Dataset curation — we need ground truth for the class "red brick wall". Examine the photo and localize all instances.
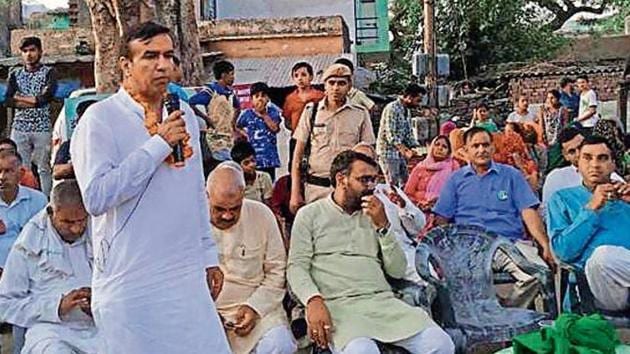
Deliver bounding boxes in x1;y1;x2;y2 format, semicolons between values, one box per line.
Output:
508;71;623;104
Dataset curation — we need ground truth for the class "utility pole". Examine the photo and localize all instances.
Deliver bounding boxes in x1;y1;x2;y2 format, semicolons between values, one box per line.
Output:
423;0;437;107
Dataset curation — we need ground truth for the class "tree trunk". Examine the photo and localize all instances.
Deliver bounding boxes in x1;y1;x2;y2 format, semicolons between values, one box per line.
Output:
146;0;204;86
0;0;22;57
86;0;204;93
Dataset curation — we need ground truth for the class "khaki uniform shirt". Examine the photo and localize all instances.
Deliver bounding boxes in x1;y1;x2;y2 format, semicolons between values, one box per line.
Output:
293;99;375;178
212;200;289;354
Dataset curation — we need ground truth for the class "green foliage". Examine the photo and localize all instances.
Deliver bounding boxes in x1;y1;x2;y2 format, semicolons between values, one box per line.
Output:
595;0;630;34
436;0;568;78
386;0;568;82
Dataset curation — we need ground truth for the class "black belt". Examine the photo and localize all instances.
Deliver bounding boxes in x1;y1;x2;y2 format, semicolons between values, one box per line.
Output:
305;174;331;187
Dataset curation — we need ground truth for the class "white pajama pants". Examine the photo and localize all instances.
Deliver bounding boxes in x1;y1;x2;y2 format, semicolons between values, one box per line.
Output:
585;246;630;311
332;326;454;354
251;325;297;354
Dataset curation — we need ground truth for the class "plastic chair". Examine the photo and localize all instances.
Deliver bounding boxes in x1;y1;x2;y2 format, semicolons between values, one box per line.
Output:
416;224;556;352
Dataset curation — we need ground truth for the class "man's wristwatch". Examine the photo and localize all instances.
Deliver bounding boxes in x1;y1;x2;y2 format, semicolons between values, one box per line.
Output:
376;222;391;237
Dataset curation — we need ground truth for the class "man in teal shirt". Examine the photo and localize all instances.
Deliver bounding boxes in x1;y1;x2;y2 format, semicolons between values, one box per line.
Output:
547;135;630;311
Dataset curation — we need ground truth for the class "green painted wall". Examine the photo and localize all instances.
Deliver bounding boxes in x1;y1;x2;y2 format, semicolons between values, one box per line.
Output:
355;0;390;54
49;14;70;30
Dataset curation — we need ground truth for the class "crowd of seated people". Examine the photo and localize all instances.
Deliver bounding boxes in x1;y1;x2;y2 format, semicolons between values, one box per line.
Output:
0;47;628;354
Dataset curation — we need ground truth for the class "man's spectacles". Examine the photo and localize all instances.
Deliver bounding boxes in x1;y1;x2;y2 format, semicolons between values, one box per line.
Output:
351;175;377;185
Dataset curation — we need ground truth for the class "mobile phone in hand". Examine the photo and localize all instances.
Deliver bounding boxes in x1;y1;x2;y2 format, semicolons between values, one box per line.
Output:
224;321;236;329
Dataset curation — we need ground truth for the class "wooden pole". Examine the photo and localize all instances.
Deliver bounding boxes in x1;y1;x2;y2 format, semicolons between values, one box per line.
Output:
423;0;437;108
619;81;628;133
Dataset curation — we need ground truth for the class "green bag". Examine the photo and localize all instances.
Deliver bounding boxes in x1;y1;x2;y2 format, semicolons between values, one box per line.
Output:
513;314;620;354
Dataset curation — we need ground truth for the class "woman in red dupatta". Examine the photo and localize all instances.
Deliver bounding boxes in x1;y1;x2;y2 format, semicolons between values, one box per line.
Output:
493;129;539;191
404;135;460;237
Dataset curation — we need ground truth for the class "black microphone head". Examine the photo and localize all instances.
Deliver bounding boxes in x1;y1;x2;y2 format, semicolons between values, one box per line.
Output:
164;92;180;113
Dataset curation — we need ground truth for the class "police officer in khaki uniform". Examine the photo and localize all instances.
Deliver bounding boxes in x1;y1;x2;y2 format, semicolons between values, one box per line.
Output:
289;64;375;214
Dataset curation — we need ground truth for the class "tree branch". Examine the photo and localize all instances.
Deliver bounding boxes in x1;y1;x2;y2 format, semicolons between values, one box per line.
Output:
573;5;607;15
532;0;611;29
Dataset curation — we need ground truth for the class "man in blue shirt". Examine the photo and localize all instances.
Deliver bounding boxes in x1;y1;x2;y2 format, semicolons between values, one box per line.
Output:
0;150;47;272
189;60;241;161
547;135;630;311
433;127;553;308
0;149;47;352
558;77;579;121
166;56;190;104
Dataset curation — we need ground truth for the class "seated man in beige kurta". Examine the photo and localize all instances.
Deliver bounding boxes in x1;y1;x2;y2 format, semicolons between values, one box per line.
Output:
288;151;454;354
207;161;297;354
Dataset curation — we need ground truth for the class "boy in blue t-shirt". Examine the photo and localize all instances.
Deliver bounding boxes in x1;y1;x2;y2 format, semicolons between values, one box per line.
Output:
236;82;281;180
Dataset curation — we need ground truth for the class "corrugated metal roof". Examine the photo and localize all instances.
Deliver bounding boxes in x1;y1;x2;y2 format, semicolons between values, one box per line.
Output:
227;53;352;87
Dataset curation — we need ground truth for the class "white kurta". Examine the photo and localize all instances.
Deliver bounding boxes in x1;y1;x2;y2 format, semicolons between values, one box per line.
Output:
0;210;98;353
70;88;230;354
374;184;426;284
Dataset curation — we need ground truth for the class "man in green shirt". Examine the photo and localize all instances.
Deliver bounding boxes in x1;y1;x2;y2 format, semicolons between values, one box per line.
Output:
287;151;454;354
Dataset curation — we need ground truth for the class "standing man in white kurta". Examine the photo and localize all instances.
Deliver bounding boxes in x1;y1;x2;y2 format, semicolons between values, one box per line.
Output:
70;22;230;354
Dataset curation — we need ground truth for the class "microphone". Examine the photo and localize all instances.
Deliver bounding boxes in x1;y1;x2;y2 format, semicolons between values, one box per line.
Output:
163;93;185;166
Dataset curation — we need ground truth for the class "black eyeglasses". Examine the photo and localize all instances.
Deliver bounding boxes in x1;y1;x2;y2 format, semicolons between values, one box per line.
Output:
352;175;377;185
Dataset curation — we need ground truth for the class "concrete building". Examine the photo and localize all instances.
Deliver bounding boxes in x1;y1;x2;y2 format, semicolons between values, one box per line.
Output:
197;0;390;57
198;16;350;59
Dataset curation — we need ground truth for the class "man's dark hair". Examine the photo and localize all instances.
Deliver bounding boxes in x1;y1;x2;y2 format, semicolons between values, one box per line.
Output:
0;138;18;151
250;82;269;97
0;150;20;165
522;125;539;145
506;122;524;137
548;89;562;101
76;99;98;119
291;62;314;76
576;74;589;82
558;127;582;145
330;150;378;188
172;55;181;67
213;60;235;81
463;126;493;144
559;77;574;89
230;140;256;164
403;83;427;97
475;101;489;110
19;36;42;50
334;58;354;73
121;21;171;59
579;135;614;158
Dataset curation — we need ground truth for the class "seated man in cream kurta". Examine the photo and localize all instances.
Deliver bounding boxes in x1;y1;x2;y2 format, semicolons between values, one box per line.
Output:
207;161;296;354
288;151;454;354
0;180;98;353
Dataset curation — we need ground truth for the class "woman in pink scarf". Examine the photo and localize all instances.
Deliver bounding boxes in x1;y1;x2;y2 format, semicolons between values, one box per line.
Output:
404;135;459;237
